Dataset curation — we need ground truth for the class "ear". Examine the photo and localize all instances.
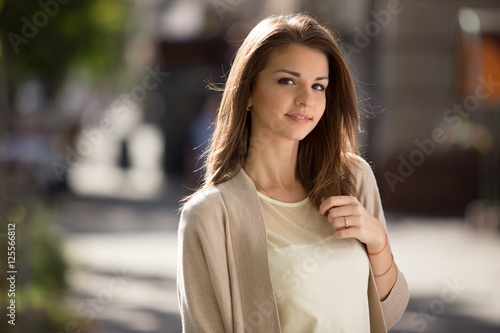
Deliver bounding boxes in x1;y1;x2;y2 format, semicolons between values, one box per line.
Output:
247;96;253;110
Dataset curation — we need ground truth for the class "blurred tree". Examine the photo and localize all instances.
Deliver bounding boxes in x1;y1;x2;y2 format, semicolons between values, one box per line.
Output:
0;1;131;330
0;0;130;126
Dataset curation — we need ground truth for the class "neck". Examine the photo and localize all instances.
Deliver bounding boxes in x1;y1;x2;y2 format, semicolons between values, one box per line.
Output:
243;137;305;200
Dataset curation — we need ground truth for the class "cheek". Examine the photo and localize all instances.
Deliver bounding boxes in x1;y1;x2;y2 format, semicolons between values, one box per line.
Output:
319;93;327;108
316;96;327;116
311;97;327;125
253;85;279;109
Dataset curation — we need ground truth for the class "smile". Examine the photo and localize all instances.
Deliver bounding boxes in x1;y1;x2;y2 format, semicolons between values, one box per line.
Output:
285;113;312;123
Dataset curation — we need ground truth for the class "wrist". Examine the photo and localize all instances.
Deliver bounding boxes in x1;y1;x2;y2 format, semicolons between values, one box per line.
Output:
367;233;387;256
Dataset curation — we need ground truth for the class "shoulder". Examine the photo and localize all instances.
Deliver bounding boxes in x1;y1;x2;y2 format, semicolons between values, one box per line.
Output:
345;154;387;223
346;154;375;181
182;186;224;216
179;186;226;234
345;154;381;196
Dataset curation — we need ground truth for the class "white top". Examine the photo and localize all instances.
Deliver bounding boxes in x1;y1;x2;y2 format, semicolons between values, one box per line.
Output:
258;192;371;333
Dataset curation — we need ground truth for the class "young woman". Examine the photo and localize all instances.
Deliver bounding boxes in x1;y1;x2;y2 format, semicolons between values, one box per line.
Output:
177;13;408;332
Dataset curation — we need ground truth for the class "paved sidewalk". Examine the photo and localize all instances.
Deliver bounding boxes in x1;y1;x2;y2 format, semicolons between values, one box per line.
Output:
55;195;500;333
388;216;500;333
56;195;182;333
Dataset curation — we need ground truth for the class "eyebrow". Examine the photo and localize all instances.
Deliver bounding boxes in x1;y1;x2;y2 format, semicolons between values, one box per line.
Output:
273;69;329;81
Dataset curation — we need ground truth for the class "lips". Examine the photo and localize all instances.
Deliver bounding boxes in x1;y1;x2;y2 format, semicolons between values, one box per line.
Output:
285;113;312;124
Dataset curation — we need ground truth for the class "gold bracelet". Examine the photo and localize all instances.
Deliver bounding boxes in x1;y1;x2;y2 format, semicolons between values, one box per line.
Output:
374;255;395;278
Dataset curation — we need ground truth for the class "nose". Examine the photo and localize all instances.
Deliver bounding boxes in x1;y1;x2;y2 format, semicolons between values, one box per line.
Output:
295;86;313;107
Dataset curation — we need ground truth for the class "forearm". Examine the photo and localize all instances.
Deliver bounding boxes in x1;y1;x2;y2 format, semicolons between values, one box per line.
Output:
366;235;397;301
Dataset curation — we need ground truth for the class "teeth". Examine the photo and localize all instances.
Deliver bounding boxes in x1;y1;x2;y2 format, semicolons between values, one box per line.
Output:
287;114;310;120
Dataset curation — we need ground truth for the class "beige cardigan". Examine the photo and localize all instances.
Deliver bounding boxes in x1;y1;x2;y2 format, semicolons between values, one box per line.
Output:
177;157;409;332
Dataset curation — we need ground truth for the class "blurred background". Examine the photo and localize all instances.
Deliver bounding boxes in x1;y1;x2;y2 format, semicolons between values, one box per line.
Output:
0;0;499;332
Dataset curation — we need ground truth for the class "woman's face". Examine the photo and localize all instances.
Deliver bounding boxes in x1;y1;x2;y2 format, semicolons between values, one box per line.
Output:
248;43;329;145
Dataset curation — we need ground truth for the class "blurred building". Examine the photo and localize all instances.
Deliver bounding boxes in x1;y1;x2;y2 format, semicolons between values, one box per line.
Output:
363;1;500;220
51;0;499;219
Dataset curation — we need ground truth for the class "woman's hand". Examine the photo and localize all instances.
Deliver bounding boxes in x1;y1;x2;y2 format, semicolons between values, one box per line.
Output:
318;196;386;254
319;195;398;300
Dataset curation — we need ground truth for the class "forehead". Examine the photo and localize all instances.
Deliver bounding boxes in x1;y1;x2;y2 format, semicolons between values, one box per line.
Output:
264;44;329;73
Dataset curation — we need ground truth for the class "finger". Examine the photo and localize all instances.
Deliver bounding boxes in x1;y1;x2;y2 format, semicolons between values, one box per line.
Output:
332;226;357;240
318;196;356;215
327;205;356;221
330;215;357;231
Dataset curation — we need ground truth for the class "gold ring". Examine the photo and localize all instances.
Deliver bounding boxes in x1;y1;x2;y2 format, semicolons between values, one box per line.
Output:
344;216;349;229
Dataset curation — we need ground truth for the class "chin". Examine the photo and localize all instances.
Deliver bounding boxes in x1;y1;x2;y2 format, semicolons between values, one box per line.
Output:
286;131;313;142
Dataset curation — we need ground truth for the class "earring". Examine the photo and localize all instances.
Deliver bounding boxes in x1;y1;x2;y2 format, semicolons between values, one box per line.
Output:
247;105;252;112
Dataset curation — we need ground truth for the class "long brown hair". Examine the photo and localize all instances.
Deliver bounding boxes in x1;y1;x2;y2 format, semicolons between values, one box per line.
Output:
188;13;360;209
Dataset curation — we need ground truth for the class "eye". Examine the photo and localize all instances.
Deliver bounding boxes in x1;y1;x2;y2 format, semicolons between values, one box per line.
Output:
312;83;326;92
278;78;295;85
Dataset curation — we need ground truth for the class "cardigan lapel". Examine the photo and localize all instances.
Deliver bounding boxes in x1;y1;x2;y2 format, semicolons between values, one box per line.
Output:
217;169;281;332
368;269;388;332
